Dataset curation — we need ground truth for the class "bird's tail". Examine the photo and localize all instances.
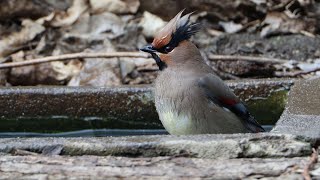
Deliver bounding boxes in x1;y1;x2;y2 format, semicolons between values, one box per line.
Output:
244;114;265;133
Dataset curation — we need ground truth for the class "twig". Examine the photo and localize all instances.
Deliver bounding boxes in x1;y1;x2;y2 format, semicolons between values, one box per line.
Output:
200;51;239;80
238;19;261;33
208;54;291;64
303;148;318;180
0;52;151;69
10;148;39;156
274;68;320;77
211;65;240;80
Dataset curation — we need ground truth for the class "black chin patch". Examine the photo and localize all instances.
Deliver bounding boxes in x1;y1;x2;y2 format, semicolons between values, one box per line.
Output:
151;53;167;71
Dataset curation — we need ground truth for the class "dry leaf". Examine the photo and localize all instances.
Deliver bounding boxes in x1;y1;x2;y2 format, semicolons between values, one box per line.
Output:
69;12;125;37
297;62;320;72
0;19;45;57
90;0;140;14
139;11;166;37
219;21;243;33
51;60;82;81
68;42;122;87
261;12;315;37
50;0;89;27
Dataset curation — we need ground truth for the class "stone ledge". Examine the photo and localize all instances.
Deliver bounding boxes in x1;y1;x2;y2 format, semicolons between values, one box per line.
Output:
0;78;293;132
0;155;314;179
0;133;312;159
273;77;320;141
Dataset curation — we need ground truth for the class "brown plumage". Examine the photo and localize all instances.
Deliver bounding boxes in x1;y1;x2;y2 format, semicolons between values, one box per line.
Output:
151;11;183;49
140;10;265;134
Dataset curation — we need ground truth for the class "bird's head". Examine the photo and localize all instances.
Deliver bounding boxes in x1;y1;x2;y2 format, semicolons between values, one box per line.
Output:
140;10;201;70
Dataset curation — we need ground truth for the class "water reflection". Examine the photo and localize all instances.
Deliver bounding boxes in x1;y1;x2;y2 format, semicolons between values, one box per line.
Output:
0;125;273;138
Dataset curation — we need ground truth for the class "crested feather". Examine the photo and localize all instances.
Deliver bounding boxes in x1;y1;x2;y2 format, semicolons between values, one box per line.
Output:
152;10;183;49
173;12;201;42
198;74;265;133
152;10;201;50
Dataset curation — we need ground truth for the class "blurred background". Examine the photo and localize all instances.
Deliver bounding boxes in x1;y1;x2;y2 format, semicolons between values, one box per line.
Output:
0;0;320;87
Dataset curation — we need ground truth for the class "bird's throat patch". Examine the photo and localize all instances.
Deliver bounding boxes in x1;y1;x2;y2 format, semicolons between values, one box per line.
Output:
151;53;167;71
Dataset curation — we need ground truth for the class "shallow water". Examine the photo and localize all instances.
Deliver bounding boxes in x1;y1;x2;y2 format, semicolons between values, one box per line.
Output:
0;126;273;138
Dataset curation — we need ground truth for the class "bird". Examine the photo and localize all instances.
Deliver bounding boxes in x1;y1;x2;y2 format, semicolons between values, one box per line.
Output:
140;10;265;135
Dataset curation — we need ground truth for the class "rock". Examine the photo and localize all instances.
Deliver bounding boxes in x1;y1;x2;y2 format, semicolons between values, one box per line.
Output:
0;78;293;132
272;77;320;141
0;155;312;179
0;134;312;158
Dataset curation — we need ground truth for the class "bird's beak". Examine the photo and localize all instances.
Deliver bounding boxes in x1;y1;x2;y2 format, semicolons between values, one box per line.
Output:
140;44;157;53
140;44;166;70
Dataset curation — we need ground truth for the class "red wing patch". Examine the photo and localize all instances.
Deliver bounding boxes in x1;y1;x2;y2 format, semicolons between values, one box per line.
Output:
219;97;238;106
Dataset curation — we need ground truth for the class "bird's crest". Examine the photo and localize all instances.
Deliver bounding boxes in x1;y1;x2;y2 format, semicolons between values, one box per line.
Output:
152;10;201;51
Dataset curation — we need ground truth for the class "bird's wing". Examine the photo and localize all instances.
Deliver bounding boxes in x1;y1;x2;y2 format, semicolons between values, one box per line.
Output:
197;74;265;133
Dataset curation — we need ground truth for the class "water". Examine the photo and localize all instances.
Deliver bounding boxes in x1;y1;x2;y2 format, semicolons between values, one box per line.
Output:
0;129;168;138
0;126;273;138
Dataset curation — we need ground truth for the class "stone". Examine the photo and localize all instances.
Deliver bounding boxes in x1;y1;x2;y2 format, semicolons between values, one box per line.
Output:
0;133;316;179
272;77;320;141
0;134;312;158
0;155;312;179
0;78;293;132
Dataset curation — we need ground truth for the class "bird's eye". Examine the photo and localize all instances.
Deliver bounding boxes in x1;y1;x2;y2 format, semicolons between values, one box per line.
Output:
164;46;174;53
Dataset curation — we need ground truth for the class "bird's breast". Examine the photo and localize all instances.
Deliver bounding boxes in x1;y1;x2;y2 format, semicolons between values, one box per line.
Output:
155;98;195;135
154;70;203;134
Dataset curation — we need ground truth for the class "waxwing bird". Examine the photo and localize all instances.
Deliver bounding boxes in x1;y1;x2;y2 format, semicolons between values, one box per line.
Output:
140;10;265;135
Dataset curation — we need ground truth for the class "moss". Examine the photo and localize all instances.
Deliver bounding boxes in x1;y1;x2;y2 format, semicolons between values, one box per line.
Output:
247;90;288;125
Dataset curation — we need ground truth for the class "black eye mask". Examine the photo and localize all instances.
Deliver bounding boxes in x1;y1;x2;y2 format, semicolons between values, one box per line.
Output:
157;17;201;54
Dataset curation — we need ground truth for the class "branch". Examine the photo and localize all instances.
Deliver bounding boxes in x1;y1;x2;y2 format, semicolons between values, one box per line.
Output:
302;148;318;180
200;51;240;80
0;52;151;69
208;54;291;64
274;68;320;77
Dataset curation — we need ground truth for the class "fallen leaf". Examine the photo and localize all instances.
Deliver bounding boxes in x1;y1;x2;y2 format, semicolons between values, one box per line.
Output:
54;11;125;54
119;57;154;79
90;0;140;14
219;21;243;33
297;62;320;72
50;0;89;27
51;60;82;81
70;12;125;37
0;19;45;57
261;12;315;37
139;11;166;38
68;42;122;87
